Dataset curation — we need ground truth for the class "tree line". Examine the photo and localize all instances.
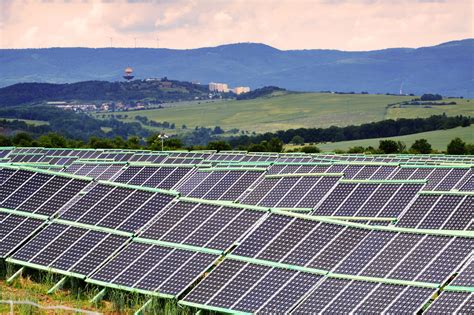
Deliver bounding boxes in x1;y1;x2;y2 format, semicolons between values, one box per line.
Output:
1;131;473;156
228;114;472;147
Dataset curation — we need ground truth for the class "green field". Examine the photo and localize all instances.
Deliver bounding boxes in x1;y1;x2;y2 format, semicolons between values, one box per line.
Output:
1;118;49;126
94;93;472;134
310;125;474;152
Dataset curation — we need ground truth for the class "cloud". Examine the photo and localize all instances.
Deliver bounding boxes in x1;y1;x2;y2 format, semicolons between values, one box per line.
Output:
0;0;472;50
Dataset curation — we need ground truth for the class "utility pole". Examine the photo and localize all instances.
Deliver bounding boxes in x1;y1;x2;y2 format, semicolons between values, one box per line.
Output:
158;134;168;151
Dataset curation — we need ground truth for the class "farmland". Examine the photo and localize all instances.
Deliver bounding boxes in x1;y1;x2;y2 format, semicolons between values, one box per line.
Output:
305;124;474;151
94;93;471;134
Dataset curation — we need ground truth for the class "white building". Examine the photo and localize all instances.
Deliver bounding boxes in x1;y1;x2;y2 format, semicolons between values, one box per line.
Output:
232;86;251;95
209;82;229;93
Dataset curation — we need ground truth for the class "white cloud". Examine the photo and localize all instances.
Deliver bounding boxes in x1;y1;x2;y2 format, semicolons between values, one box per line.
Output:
0;0;472;50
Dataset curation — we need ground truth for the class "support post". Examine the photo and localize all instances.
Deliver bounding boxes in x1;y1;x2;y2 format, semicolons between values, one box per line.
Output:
47;276;68;294
90;288;107;304
134;298;153;315
6;267;24;284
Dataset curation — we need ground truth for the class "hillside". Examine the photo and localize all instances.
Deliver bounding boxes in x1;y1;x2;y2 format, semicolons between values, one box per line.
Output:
1;39;473;96
96;93;472;133
314;125;474;151
0;79;210;106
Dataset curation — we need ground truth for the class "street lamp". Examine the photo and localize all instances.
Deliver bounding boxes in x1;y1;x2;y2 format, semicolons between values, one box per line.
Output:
158;134;168;151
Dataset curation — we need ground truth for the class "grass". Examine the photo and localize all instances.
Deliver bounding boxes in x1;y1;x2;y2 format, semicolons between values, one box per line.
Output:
306;125;474;152
93;93;472;133
0;264;193;314
0;118;50;126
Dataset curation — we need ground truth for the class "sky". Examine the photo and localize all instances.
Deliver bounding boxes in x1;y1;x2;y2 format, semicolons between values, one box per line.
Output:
0;0;472;51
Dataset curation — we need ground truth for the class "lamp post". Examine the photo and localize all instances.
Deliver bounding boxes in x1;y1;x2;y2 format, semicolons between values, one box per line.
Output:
158;134;168;151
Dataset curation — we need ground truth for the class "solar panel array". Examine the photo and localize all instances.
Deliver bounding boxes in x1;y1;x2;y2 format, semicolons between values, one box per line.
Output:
0;146;473;314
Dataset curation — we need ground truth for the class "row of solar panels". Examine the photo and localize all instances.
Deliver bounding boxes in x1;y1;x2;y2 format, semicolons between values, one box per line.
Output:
0;160;472;314
3;146;474;166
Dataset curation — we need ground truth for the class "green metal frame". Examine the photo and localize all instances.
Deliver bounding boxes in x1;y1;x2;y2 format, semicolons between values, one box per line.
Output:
97;180;180;196
178;301;251;315
127;162;196;168
227;254;327;275
400;164;472;169
197;167;267;172
272;210;474;238
444;286;474;293
0;207;49;220
133;238;223;255
265;173;344;179
339;179;426;184
418;190;474;196
6;267;24;284
327;273;439;289
53;219;134;237
85;278;175;299
5;258;87;279
47;276;68;294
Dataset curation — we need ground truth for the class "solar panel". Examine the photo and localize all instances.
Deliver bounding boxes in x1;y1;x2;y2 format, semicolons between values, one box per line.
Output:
9;222;128;277
426;292;473;314
1;149;473;314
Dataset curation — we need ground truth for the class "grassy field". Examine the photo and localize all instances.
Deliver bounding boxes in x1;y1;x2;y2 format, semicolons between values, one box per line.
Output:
306;125;474;152
0;278;108;314
94;93;472;133
1;118;50;126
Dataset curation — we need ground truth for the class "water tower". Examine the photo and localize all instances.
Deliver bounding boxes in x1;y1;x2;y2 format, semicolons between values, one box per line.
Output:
123;67;134;80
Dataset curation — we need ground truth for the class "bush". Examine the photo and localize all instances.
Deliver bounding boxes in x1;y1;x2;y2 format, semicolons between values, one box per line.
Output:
207;140;232;151
300;145;321;153
290;135;305;145
447;137;466;155
410;139;432;154
379;140;400;154
420;94;442;101
347;146;366;153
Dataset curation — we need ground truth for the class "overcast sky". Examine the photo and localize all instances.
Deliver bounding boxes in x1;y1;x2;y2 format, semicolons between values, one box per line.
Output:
0;0;472;50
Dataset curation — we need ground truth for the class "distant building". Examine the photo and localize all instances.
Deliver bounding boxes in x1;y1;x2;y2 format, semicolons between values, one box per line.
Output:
123;67;134;81
209;82;229;93
55;104;97;112
232;86;251;95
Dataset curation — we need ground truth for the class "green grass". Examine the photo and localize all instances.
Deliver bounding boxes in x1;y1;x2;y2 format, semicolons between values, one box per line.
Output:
0;265;191;314
94;93;472;133
1;118;50;126
312;125;474;151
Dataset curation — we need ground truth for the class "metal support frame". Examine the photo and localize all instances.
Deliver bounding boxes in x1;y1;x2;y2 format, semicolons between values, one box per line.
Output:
134;298;153;315
90;288;107;304
6;267;24;284
47;276;68;294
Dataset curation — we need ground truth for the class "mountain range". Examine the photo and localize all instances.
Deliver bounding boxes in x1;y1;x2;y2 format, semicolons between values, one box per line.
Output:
1;39;473;97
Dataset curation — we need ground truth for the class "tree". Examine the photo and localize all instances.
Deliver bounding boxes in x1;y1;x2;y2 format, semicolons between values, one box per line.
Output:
347;146;366;153
0;135;12;146
290;135;305;145
447;137;466;155
207;140;231;151
466;144;474;155
126;136;141;149
300;145;320;153
12;133;34;146
379;140;400;154
411;139;432;154
213;126;224;135
266;138;284;152
421;94;442;101
38;133;68;148
164;138;183;150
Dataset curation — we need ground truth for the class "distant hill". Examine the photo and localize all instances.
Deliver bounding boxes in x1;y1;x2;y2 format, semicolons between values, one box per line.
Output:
0;79;210;106
1;39;473;97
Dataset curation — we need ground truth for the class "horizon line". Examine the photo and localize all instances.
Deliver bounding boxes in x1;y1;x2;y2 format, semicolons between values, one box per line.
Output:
1;38;472;53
